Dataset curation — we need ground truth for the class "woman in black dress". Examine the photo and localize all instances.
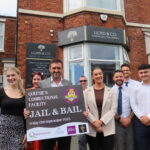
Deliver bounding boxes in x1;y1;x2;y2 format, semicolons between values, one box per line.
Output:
0;67;25;150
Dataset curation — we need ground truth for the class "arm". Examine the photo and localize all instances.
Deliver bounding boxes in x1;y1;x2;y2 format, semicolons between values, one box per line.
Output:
83;89;98;123
130;87;143;119
100;89;117;125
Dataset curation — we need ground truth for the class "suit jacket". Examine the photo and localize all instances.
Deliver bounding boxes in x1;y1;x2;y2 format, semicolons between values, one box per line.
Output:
39;77;72;88
84;86;117;137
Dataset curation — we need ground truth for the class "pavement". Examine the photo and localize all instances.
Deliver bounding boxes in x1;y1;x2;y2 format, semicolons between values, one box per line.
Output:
71;136;89;150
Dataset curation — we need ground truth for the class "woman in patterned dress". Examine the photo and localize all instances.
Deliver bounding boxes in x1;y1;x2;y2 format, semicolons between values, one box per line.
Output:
0;67;25;150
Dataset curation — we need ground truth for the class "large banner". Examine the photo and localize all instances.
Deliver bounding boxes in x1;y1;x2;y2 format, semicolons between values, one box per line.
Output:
25;85;89;141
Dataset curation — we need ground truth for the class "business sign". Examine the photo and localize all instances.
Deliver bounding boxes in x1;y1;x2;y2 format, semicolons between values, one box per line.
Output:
26;60;51;88
26;43;56;88
26;43;56;59
58;26;125;46
25;85;89;141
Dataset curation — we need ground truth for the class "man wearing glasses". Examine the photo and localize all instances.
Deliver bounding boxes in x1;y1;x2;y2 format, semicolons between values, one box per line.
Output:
121;63;140;87
78;76;88;150
39;59;72;150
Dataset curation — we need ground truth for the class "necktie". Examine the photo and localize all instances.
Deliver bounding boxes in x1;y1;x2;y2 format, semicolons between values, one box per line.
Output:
117;86;122;115
125;82;128;87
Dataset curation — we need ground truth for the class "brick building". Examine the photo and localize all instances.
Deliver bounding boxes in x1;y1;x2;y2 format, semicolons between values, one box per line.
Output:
0;16;16;87
14;0;150;86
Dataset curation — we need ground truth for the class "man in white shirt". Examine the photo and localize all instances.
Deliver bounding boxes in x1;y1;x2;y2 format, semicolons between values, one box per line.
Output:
130;64;150;150
112;70;134;150
121;63;140;87
39;59;72;150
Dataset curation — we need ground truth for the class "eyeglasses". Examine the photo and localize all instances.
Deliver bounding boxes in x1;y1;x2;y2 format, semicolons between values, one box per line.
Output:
80;80;87;83
52;67;61;70
122;70;130;72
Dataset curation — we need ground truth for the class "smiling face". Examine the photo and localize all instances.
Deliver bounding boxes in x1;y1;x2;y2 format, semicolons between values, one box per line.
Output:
32;74;42;88
121;66;131;79
138;69;150;83
49;62;63;80
92;68;104;84
6;69;20;86
113;71;124;86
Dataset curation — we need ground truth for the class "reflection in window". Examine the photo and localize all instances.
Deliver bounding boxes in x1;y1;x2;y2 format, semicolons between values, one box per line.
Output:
90;61;120;87
68;0;83;11
64;43;129;86
0;23;4;51
69;62;84;85
69;45;82;60
87;0;117;10
88;44;119;60
66;0;119;12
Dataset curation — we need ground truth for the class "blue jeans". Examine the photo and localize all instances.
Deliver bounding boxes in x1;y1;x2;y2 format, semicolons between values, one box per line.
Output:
78;134;87;150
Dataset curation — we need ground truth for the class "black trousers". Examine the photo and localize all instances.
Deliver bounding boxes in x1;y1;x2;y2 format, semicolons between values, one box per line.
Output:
41;136;71;150
86;133;114;150
133;117;150;150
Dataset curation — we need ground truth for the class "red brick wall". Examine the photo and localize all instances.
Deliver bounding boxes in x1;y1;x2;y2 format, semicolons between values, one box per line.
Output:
0;18;16;74
17;0;149;81
126;27;147;80
125;0;150;24
19;0;63;13
17;15;63;78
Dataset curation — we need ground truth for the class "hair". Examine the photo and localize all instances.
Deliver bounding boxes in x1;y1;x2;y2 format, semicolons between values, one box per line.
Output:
79;75;87;78
138;64;150;70
49;59;63;68
91;67;103;84
6;67;25;96
121;63;131;69
91;66;103;76
31;72;44;80
113;70;123;76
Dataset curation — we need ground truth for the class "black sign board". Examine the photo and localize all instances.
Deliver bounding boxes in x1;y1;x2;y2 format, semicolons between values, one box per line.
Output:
26;60;51;88
26;85;89;141
26;43;55;59
26;43;56;88
58;26;125;46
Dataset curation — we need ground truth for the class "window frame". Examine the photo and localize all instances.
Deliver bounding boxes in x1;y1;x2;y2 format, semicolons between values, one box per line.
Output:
64;0;122;13
0;22;5;52
64;43;129;86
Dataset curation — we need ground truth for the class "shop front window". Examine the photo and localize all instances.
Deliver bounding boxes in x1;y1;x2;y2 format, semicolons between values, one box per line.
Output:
64;43;129;86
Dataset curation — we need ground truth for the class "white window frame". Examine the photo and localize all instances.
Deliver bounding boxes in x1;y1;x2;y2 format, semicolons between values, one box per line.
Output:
64;43;129;85
0;22;5;52
64;0;122;13
143;30;150;64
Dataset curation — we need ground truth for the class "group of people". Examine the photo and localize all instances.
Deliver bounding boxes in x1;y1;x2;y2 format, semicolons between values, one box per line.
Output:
0;58;150;150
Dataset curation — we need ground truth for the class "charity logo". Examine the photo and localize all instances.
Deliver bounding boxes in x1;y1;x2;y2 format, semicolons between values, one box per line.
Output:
64;88;78;104
29;132;37;138
67;126;76;135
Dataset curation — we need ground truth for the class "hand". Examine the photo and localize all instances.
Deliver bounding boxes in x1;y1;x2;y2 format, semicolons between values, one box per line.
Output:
140;116;150;125
92;120;102;129
83;111;89;118
24;108;30;119
22;134;27;145
120;117;131;127
115;115;120;120
96;126;103;133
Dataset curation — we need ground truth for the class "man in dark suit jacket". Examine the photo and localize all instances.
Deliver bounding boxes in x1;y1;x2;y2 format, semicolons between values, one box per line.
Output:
39;59;72;150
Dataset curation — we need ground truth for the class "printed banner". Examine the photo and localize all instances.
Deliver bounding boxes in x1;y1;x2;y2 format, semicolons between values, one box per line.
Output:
25;85;89;141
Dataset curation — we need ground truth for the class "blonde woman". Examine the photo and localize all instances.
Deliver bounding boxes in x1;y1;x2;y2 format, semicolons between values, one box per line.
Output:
0;67;25;150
